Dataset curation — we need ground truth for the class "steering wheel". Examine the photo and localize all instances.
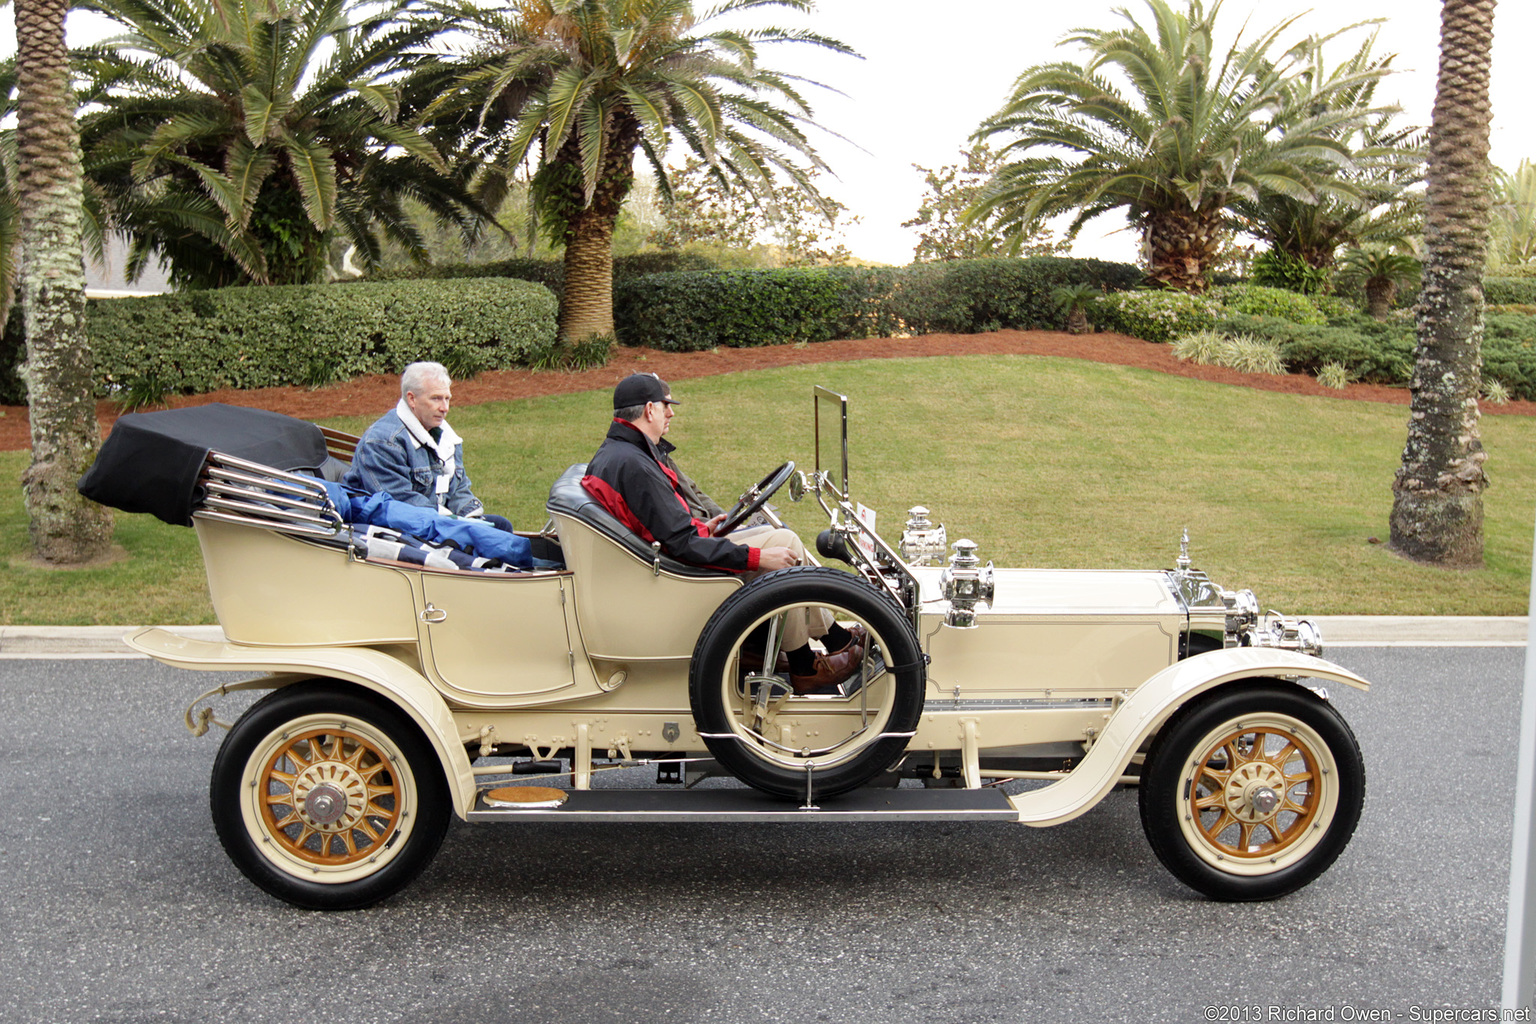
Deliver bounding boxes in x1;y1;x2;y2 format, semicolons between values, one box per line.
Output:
713;461;795;536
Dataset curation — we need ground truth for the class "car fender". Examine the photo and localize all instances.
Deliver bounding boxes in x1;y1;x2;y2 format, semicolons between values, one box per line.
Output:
1008;647;1369;828
127;627;477;818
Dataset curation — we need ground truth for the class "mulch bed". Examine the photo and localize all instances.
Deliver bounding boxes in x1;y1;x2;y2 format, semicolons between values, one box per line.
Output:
2;328;1529;450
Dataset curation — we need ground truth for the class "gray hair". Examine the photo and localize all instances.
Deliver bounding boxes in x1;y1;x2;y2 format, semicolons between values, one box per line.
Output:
401;361;450;400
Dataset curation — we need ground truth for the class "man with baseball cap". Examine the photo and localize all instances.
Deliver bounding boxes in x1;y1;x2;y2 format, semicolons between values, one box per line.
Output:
581;373;863;692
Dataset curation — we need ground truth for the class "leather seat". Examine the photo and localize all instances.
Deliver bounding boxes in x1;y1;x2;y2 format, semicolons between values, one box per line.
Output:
545;464;728;579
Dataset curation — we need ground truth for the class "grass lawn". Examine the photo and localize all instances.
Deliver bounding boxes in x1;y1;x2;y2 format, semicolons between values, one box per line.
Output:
3;353;1532;623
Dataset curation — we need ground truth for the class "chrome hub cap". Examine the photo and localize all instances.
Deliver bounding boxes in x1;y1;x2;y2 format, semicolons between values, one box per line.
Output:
293;764;366;833
1224;761;1287;824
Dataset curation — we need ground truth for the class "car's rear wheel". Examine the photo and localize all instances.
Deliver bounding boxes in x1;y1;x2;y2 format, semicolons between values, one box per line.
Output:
210;682;450;910
688;567;924;799
1139;683;1364;901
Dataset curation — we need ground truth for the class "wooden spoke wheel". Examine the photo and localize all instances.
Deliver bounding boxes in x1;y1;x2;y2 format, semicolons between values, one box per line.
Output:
211;683;450;910
1140;683;1364;901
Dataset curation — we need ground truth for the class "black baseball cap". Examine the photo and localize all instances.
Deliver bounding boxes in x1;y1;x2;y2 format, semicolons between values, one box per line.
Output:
613;373;678;410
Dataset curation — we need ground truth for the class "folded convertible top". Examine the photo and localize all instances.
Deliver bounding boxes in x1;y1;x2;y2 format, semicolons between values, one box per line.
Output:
78;404;330;526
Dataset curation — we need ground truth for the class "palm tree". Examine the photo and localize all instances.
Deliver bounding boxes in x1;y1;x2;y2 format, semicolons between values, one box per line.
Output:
971;0;1382;292
430;0;853;343
15;0;114;563
1336;246;1419;319
76;0;480;287
1232;31;1424;272
1488;158;1536;268
1388;0;1495;568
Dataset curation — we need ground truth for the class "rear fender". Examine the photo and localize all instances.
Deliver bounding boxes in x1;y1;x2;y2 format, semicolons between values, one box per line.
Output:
1009;648;1369;827
128;627;476;818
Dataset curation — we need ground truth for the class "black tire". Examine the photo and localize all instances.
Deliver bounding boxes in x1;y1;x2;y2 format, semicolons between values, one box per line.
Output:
210;681;452;910
688;566;925;799
1139;682;1364;901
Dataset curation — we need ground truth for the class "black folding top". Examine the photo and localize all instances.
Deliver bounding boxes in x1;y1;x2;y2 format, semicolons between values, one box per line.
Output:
77;404;329;526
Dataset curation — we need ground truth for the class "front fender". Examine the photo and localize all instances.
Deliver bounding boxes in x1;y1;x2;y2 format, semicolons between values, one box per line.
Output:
1009;647;1369;827
128;627;477;819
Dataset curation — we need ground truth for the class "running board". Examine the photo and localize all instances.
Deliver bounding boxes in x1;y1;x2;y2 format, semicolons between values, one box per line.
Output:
467;786;1019;824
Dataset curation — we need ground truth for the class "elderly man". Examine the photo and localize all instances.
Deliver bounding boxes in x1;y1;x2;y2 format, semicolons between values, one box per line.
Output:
343;362;510;531
581;373;862;693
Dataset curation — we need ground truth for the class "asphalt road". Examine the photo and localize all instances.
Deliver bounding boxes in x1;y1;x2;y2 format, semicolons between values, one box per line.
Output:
0;646;1526;1024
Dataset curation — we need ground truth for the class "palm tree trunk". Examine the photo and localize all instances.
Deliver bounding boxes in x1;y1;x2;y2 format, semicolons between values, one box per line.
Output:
1388;0;1494;568
559;208;615;343
553;115;639;345
16;0;114;564
1143;207;1222;292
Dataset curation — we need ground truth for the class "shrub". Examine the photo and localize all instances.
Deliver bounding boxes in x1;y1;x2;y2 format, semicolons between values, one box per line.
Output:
1091;289;1224;344
366;251;717;297
0;306;25;405
1171;329;1285;374
613;257;1141;349
1222;335;1286;375
1215;312;1416;386
1250;250;1330;294
1485;277;1536;306
1316;362;1354;390
614;269;849;351
1484;379;1512;404
1484;312;1536;400
84;277;557;398
1210;284;1326;325
1171;329;1229;364
893;257;1141;335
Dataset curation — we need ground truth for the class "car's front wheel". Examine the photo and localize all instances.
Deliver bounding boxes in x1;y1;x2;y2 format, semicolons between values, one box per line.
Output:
210;682;451;910
1139;683;1364;901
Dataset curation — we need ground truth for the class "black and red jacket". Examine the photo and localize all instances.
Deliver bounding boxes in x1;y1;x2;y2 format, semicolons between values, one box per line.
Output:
582;419;759;572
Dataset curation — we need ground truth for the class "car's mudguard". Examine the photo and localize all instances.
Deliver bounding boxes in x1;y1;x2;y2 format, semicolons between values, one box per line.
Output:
1009;647;1370;827
127;627;477;818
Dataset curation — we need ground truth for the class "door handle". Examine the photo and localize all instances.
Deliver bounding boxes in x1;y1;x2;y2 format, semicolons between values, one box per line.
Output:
420;603;447;624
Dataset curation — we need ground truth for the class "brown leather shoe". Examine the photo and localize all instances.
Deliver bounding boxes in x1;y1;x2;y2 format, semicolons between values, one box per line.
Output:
790;644;863;694
827;623;868;654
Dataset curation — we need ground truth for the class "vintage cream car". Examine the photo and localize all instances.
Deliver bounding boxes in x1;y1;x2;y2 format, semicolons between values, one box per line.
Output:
92;386;1367;910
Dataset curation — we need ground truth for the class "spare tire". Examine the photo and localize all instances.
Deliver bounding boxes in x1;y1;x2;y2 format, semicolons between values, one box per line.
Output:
688;566;925;799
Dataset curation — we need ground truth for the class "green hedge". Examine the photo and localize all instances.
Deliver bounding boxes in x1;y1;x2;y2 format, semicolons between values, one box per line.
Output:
2;277;557;403
892;257;1143;335
368;251;717;296
613;257;1142;350
615;269;852;351
1485;277;1536;305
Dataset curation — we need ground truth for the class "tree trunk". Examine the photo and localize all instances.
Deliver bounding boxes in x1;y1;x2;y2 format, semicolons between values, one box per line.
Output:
1142;206;1222;292
1365;278;1398;320
554;115;640;345
559;209;615;343
16;0;114;564
1388;0;1494;568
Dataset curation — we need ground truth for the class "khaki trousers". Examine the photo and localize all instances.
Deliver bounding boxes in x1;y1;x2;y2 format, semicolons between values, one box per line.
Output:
725;524;833;649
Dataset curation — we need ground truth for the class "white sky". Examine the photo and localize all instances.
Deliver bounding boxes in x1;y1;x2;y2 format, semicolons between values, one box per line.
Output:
7;0;1534;265
769;0;1536;264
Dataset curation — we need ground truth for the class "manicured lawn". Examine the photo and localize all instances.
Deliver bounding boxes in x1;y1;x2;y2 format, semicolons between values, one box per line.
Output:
3;353;1532;623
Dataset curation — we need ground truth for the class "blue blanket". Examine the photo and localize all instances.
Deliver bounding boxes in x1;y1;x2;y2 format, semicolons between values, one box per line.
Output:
321;482;533;569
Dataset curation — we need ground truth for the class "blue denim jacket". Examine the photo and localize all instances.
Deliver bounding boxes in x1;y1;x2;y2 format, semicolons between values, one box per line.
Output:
341;408;485;517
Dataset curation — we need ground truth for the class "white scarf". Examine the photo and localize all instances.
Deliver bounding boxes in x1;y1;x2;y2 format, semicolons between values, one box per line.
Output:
396;397;464;510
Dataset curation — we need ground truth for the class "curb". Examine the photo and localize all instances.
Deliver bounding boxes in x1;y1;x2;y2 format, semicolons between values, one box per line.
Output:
0;617;1527;659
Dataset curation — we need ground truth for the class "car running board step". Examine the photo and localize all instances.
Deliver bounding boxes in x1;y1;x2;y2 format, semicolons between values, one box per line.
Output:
467;786;1019;823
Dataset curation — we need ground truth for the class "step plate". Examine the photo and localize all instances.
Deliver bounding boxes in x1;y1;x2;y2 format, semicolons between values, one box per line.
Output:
467;786;1019;823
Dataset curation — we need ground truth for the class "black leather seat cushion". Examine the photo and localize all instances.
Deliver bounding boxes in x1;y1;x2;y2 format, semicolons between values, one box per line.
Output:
545;464;729;579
